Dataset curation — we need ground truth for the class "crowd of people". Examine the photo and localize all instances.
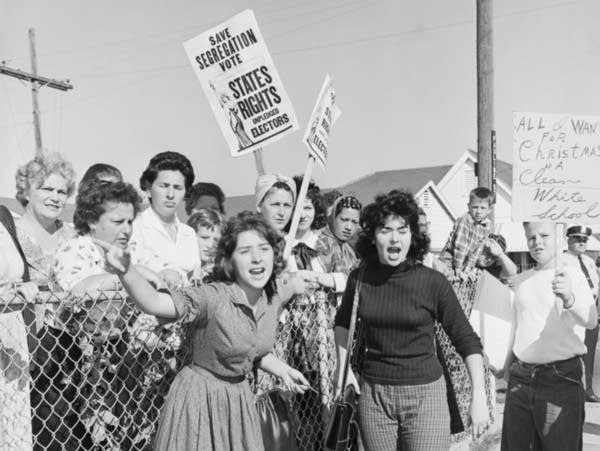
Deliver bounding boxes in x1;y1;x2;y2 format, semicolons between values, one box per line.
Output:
0;149;598;451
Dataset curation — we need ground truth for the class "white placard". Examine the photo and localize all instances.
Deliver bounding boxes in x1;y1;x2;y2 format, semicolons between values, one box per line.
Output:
302;74;341;169
512;112;600;223
184;10;298;157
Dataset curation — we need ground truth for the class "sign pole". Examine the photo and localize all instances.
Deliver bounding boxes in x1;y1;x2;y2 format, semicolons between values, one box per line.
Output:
253;148;266;176
284;156;315;261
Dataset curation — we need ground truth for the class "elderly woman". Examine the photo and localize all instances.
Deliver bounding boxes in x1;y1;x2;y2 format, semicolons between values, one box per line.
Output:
13;152;81;449
0;204;37;451
129;151;200;284
14;151;76;287
334;190;489;451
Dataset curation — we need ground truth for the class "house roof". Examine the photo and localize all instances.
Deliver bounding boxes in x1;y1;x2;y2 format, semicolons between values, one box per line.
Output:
338;165;452;204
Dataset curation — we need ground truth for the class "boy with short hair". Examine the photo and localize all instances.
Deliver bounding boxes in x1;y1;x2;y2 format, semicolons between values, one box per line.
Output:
439;187;495;272
501;222;597;451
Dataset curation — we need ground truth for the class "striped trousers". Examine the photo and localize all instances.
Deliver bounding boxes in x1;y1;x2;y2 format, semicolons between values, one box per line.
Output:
358;376;451;451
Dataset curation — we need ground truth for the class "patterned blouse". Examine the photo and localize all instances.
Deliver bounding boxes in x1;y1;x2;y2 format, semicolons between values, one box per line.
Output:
16;220;75;288
53;235;111;291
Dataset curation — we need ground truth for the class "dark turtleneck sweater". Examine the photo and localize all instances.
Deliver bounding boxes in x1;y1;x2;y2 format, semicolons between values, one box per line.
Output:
335;261;482;385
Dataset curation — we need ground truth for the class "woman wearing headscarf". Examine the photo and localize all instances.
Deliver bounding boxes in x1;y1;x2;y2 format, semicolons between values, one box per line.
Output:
316;194;362;305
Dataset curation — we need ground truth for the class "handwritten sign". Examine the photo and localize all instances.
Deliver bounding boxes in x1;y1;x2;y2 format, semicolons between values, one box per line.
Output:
302;74;341;169
184;10;298;157
512;112;600;223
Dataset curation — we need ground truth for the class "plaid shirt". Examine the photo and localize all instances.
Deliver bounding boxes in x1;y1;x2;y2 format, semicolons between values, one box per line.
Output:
439;213;491;271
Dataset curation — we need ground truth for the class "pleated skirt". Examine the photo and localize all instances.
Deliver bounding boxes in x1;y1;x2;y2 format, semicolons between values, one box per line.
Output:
153;365;264;451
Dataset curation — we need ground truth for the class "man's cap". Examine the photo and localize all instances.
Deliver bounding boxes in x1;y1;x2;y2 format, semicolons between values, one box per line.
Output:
566;225;592;237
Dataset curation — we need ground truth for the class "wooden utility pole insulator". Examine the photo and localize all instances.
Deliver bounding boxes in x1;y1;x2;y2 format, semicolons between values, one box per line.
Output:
476;0;494;191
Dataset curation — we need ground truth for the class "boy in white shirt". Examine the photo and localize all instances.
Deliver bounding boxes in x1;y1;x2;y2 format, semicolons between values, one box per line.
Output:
501;222;597;451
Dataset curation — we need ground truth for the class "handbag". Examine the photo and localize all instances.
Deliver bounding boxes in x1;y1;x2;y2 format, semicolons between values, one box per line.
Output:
255;388;298;451
324;267;364;451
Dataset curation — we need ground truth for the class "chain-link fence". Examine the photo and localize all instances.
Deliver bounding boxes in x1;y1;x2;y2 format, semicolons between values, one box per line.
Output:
0;287;191;451
1;269;494;450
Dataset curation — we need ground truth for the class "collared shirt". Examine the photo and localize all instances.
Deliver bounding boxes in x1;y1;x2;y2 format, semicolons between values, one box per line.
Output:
439;213;491;271
563;251;599;298
168;282;283;377
512;264;595;364
129;207;200;277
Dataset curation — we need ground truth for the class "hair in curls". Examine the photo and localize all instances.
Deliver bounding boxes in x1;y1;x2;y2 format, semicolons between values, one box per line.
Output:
333;195;362;217
139;151;195;193
73;181;141;236
289;175;327;230
210;211;285;302
185;182;226;215
356;189;430;265
15;151;76;207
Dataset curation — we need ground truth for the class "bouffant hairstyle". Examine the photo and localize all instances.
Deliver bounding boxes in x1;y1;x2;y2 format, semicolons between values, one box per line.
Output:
78;163;123;200
211;211;285;301
185;182;226;215
289;175;327;231
73;181;141;236
15;151;76;207
186;208;225;233
139;151;195;193
356;189;430;265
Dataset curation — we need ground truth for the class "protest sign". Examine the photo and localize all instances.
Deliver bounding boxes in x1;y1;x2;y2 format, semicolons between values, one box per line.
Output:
512;112;600;223
184;10;298;157
302;74;341;169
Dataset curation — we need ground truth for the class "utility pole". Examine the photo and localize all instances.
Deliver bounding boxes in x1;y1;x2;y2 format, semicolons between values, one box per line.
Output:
476;0;494;192
0;28;73;156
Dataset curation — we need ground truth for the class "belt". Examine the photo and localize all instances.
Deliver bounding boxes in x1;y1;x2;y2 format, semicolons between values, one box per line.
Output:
514;355;581;369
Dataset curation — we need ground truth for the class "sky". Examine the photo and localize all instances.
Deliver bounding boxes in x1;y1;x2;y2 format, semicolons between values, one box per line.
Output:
1;0;600;200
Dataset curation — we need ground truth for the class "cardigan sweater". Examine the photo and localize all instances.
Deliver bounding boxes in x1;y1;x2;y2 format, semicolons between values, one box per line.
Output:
335;261;483;385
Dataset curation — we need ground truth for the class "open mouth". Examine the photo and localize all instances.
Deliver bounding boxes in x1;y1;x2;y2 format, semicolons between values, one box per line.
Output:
249;268;266;276
387;246;401;258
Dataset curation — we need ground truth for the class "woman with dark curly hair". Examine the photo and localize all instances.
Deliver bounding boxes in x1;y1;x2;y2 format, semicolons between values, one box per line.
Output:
55;181;146;294
129;151;200;285
334;190;489;451
98;211;310;450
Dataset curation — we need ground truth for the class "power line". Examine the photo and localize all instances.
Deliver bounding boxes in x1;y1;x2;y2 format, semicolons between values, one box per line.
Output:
58;0;576;81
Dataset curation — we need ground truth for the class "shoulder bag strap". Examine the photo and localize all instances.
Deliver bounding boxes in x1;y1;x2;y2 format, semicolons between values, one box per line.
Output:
340;266;365;392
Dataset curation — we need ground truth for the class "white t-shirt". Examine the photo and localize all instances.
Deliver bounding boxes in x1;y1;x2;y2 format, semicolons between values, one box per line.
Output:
512;264;595;364
129;207;200;276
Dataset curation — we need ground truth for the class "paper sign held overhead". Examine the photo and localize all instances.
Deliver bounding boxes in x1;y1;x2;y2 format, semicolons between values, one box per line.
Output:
184;10;298;157
512;112;600;223
302;74;341;169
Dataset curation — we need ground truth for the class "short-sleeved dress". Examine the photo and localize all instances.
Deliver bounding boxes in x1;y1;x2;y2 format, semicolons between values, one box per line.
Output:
154;282;282;451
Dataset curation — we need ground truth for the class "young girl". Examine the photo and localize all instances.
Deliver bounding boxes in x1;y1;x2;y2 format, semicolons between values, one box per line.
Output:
101;211;309;451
